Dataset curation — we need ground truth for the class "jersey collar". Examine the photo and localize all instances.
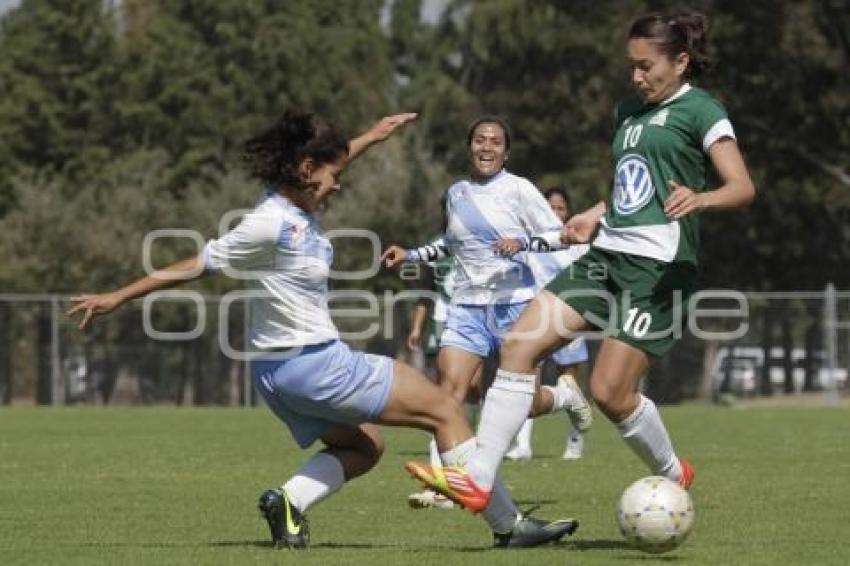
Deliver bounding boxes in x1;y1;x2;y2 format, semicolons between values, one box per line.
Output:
265;190;312;221
659;83;691;106
471;168;508;187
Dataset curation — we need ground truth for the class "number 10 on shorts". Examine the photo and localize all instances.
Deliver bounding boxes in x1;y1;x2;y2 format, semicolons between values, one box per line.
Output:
623;307;652;338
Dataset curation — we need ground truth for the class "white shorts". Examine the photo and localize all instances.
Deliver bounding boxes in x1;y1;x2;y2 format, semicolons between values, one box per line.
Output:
252;340;393;448
440;301;529;358
550;337;589;366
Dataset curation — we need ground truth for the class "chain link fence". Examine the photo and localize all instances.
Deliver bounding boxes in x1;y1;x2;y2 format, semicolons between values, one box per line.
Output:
642;288;849;405
1;289;847;406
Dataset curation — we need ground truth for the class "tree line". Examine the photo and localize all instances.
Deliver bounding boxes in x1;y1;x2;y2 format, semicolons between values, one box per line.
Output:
0;0;847;293
0;0;847;403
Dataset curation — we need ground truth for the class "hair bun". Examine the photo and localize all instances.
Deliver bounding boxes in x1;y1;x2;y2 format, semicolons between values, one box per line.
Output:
671;12;710;76
628;11;712;78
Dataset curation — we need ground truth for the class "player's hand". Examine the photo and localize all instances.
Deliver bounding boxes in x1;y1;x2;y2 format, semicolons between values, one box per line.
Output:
561;212;600;244
493;238;523;257
664;180;706;219
406;330;421;351
66;292;124;330
380;245;408;268
367;113;418;143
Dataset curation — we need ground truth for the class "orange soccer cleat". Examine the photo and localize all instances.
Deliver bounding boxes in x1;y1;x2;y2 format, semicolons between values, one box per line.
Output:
404;461;491;513
678;458;695;490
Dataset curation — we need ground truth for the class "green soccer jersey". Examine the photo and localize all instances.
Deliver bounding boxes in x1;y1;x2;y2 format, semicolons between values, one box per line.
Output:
593;84;735;266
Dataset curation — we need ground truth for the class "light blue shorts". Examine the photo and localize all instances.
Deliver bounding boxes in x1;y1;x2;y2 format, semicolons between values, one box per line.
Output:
440;301;529;358
252;340;394;448
550;337;589;366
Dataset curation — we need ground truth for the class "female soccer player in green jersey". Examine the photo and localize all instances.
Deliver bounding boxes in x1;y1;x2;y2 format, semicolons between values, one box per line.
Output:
408;11;756;511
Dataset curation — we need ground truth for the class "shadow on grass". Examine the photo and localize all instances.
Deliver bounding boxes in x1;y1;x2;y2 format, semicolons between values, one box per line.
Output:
209;539;656;553
395;450;428;457
208;540;399;550
76;542;197;549
80;538;675;555
209;540;517;553
617;554;683;561
513;498;560;506
208;540;276;549
568;539;683;560
452;538;606;554
569;538;631;551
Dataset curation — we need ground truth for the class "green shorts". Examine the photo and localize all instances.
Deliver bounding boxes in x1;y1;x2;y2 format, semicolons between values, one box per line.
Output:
545;247;698;357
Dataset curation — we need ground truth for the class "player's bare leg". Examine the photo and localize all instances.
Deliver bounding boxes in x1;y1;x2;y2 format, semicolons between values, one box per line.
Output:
590;339;693;488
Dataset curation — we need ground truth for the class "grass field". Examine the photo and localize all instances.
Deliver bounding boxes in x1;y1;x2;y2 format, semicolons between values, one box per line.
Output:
1;404;848;565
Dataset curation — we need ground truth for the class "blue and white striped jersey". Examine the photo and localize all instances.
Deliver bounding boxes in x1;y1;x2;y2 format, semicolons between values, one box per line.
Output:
203;192;339;349
421;170;564;305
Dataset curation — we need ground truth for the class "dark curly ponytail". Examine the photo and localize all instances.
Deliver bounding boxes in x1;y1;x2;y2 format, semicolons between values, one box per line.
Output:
243;109;349;190
629;12;711;78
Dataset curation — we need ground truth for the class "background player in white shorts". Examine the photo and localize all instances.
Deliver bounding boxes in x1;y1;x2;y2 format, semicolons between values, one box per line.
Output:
383;117;591;511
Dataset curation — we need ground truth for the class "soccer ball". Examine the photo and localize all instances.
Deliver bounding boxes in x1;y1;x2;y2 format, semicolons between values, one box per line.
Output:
616;476;695;554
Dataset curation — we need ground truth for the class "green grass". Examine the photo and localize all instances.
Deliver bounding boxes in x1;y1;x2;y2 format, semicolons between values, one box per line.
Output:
1;405;849;565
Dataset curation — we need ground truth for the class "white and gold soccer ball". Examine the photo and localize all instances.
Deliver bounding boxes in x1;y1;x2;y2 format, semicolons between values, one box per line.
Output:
616;476;695;554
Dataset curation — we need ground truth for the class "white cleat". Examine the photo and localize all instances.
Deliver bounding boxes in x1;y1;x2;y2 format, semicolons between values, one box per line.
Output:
408;489;456;509
561;443;583;460
563;430;584;460
505;446;533;461
561;449;582;460
559;374;592;432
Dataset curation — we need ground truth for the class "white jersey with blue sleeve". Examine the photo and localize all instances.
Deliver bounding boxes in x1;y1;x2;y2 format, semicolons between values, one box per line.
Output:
203;192;339;349
441;170;563;305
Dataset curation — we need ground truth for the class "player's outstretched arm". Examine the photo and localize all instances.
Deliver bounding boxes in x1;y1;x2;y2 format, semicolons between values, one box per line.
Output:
67;254;205;330
494;231;572;255
381;236;449;268
562;201;607;245
380;245;409;268
346;112;418;164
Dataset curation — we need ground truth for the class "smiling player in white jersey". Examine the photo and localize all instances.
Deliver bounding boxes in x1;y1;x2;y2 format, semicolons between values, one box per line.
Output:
383;117;591;521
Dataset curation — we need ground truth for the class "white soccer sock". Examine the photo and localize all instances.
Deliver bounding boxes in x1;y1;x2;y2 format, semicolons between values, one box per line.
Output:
428;437;442;468
282;451;346;513
440;438;518;534
541;379;579;413
616;394;682;481
467;369;536;489
438;437;477;467
514;419;533;451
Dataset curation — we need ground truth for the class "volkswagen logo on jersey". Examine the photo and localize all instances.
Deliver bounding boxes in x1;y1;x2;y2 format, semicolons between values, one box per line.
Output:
613;154;654;215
